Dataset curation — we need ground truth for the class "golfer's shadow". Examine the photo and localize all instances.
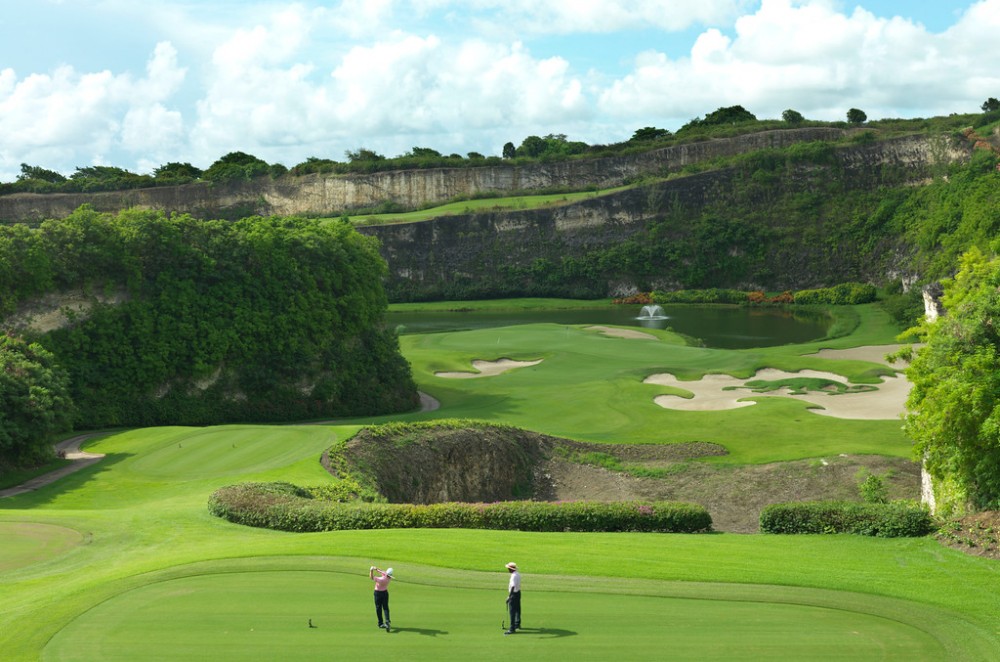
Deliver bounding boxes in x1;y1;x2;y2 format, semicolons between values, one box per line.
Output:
389;627;448;637
514;627;577;638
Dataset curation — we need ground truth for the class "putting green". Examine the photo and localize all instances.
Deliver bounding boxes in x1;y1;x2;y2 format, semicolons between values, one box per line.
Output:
0;522;84;573
44;568;944;661
124;426;336;480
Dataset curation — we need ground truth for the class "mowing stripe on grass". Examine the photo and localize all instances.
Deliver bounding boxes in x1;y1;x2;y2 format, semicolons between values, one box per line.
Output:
124;425;337;481
0;522;84;573
43;566;945;662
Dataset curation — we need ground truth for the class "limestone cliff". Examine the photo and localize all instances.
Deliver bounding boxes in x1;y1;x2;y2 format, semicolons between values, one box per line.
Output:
0;128;858;223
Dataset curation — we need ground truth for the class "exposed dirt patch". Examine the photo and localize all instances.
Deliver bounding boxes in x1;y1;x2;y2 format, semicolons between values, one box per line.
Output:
335;425;919;533
341;425;560;504
546;454;920;533
936;511;1000;560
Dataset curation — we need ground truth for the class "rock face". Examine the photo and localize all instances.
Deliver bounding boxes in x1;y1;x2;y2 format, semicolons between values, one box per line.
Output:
343;426;555;504
1;128;867;223
360;135;968;299
0;129;969;299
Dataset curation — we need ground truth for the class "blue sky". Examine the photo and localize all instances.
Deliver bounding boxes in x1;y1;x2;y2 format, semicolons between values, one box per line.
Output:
1;0;998;181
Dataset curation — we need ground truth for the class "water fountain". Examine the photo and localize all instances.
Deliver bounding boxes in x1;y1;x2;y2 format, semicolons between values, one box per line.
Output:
636;304;669;330
637;304;667;320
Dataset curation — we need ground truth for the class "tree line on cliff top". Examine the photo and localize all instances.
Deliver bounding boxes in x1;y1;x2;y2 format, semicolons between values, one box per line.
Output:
10;103;993;197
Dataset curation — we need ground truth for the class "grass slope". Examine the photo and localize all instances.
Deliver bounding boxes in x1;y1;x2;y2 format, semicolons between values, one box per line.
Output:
391;306;907;463
2;303;999;660
343;187;631;226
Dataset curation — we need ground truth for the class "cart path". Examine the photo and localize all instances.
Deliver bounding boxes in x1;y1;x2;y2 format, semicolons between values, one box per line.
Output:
0;435;105;498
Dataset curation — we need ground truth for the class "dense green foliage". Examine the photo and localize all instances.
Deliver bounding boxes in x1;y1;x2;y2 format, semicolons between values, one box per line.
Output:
0;206;418;427
793;282;877;305
651;288;749;304
0;334;73;466
898;149;1000;279
208;481;712;533
646;284;876;306
904;249;1000;512
759;501;933;537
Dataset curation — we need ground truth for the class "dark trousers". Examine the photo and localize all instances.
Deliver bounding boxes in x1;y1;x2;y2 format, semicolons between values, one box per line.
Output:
374;590;390;625
508;591;521;629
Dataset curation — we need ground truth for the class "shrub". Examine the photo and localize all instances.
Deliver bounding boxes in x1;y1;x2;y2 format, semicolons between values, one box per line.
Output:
759;501;933;537
652;288;748;304
793;282;877;305
208;482;713;533
858;473;889;504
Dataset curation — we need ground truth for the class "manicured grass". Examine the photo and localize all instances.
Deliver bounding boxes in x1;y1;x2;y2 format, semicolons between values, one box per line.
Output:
43;564;947;661
394;318;909;463
0;522;84;572
0;459;73;490
3;303;999;660
343;187;632;226
388;297;617;312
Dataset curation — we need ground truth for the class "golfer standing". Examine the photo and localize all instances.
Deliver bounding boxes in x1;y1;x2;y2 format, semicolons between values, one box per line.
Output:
369;565;393;632
504;562;521;635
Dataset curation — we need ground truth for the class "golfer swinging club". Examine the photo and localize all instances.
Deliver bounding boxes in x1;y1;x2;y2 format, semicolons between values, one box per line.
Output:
504;562;521;635
369;565;393;632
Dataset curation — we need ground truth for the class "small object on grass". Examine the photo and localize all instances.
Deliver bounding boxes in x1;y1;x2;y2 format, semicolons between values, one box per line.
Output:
308;618;317;628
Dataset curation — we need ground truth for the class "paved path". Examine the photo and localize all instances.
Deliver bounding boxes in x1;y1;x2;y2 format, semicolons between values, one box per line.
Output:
0;435;105;499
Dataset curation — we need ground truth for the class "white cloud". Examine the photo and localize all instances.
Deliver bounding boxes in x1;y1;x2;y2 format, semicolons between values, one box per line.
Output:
599;0;1000;125
0;41;186;179
461;0;753;34
2;0;998;181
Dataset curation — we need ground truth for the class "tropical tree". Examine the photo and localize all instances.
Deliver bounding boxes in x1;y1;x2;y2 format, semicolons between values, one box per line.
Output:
0;334;74;467
781;109;805;124
982;97;1000;112
203;152;270;181
904;248;1000;512
629;127;671;142
345;148;385;163
847;108;868;124
18;164;66;183
153;162;203;182
502;142;516;159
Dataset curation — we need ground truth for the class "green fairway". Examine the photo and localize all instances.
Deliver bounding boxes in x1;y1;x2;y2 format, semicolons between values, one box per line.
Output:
3;302;1000;661
395;320;908;463
0;522;84;572
44;563;946;661
123;425;336;480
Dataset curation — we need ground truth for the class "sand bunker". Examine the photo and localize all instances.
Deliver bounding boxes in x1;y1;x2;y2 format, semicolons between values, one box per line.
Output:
806;344;916;366
585;325;658;340
436;358;543;379
645;363;911;420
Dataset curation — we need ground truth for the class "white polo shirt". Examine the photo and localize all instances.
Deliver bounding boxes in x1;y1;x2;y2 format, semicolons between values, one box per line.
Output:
508;571;521;593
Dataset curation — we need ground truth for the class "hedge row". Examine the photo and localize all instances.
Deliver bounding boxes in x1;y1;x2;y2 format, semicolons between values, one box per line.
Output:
791;282;877;305
649;283;876;306
208;482;713;533
759;501;933;537
652;288;748;304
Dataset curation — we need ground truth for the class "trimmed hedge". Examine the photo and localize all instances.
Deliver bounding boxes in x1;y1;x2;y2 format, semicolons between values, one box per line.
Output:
208;482;713;533
652;288;748;304
792;282;877;305
759;501;933;537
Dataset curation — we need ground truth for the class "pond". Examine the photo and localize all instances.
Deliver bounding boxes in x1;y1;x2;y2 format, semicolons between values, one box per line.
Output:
387;305;831;349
